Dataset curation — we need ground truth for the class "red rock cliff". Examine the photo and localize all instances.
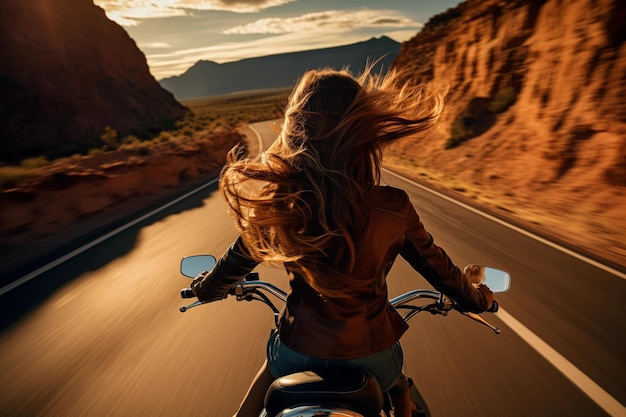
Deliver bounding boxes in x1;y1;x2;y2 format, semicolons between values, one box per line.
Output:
0;0;188;161
391;0;626;265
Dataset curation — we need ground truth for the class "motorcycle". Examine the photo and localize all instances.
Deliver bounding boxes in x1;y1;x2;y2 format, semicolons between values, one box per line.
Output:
179;256;511;417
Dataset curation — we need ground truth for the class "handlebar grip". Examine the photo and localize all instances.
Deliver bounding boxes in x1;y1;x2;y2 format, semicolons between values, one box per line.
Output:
180;288;195;299
487;300;499;313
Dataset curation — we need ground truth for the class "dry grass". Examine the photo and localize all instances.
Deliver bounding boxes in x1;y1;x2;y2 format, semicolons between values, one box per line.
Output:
383;153;626;268
0;89;290;190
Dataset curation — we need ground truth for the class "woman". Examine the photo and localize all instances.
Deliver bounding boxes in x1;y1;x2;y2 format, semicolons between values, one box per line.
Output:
191;66;494;417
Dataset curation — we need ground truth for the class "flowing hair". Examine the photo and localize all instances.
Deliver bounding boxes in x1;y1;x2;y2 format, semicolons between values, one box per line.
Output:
219;64;444;296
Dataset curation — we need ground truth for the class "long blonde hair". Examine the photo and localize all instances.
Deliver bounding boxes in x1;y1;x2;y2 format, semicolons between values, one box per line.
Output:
220;65;443;295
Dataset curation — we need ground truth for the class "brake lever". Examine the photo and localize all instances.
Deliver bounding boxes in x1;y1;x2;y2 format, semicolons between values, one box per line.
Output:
179;282;250;312
462;312;501;334
179;300;203;313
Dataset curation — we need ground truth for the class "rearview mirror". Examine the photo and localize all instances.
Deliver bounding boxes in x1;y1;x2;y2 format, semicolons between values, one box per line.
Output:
180;255;217;278
463;264;511;293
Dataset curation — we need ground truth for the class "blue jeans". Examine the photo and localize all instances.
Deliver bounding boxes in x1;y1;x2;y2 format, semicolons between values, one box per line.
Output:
266;331;403;392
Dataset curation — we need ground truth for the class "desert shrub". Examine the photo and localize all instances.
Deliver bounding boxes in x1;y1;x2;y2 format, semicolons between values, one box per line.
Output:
88;148;105;155
446;113;476;149
21;156;49;169
0;165;35;189
445;88;517;149
157;132;171;142
53;154;83;165
136;142;151;155
126;156;143;165
489;87;517;114
122;134;140;145
101;126;118;150
119;137;152;155
179;88;288;133
4;89;289;183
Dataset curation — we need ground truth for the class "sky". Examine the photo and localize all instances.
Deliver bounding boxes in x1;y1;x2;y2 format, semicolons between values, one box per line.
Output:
93;0;462;80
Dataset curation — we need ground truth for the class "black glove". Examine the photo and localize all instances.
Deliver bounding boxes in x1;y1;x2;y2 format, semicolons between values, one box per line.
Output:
190;270;234;303
190;237;259;303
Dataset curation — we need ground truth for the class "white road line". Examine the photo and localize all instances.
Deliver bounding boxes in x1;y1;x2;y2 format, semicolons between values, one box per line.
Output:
2;123;266;297
248;123;265;153
383;167;626;416
3;128;623;414
2;123;265;297
383;168;626;281
497;308;626;417
0;178;219;297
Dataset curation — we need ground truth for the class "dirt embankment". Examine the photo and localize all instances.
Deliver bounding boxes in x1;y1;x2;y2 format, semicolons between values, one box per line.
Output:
390;0;626;269
0;131;243;276
0;121;623;282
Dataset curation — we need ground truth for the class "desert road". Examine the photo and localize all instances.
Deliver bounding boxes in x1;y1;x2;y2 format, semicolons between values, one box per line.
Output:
0;121;624;417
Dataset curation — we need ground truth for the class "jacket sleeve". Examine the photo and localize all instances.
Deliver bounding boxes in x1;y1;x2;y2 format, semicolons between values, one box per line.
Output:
191;236;260;302
399;198;493;313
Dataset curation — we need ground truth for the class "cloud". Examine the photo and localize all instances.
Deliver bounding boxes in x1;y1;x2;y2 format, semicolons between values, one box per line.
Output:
202;0;295;12
94;0;296;26
139;42;172;49
223;10;421;34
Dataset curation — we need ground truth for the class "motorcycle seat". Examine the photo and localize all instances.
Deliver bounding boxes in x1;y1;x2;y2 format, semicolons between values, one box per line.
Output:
264;368;384;417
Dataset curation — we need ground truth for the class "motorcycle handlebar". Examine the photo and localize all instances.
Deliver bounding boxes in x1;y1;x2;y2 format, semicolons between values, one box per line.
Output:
181;281;498;308
181;288;195;299
179;280;501;333
487;300;499;313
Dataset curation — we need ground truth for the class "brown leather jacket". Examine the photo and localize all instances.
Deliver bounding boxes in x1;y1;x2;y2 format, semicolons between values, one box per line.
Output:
192;186;493;359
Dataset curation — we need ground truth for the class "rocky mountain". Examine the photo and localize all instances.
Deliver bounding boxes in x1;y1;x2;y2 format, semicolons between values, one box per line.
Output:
0;0;188;162
389;0;626;265
160;36;401;100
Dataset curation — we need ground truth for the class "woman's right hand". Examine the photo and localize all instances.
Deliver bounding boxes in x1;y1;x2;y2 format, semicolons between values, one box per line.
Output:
191;271;230;303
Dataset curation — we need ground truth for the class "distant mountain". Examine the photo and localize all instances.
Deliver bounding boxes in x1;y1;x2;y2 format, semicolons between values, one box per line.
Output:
159;36;401;100
0;0;187;162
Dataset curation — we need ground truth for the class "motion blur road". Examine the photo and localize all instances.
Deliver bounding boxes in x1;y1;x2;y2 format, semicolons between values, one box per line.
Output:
1;121;624;417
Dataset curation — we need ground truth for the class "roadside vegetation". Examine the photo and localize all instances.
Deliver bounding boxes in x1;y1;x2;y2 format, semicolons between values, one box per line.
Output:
445;86;518;149
0;88;290;190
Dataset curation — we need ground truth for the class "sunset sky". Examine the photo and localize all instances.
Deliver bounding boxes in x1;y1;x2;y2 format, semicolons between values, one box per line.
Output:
94;0;461;80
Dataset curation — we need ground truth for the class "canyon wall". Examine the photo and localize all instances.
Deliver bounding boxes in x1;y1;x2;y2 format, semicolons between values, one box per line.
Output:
392;0;626;265
0;0;188;162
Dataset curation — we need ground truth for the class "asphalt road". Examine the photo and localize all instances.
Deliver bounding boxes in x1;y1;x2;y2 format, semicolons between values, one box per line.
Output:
0;121;624;417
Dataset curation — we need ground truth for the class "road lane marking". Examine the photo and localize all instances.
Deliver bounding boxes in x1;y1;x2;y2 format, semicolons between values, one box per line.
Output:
0;178;219;297
383;168;626;281
384;167;626;416
2;123;267;297
248;123;265;152
3;126;623;415
497;308;626;417
1;122;268;297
